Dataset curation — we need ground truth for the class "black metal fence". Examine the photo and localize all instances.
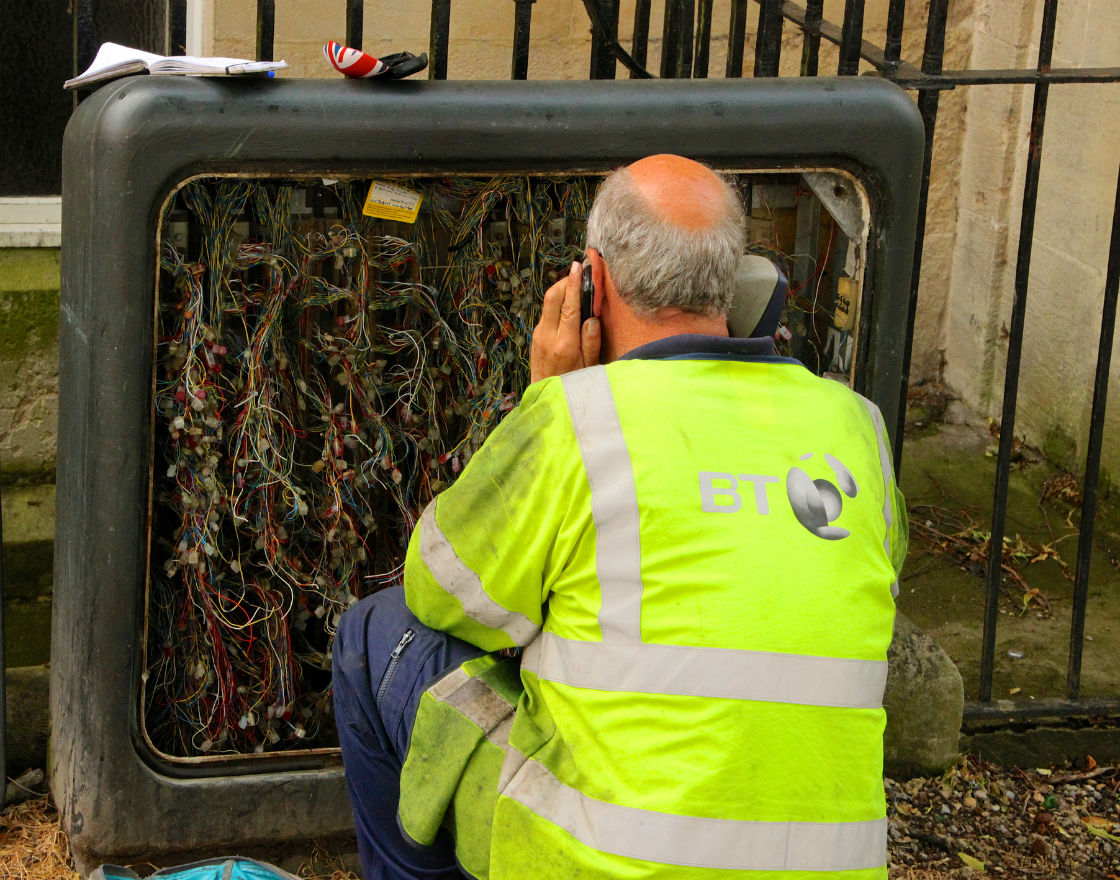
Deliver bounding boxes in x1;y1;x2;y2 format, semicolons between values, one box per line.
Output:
65;0;1120;725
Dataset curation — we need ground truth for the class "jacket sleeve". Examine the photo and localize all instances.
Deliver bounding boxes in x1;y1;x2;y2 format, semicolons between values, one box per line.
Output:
878;412;908;584
857;393;908;585
403;378;579;651
887;457;908;581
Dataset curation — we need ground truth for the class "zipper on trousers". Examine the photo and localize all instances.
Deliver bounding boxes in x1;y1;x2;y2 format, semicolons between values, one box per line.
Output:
375;628;416;710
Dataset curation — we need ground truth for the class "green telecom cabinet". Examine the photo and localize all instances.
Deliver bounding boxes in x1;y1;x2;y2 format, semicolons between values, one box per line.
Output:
54;76;923;871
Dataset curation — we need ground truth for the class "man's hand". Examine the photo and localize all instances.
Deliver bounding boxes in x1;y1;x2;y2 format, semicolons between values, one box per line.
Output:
530;261;601;384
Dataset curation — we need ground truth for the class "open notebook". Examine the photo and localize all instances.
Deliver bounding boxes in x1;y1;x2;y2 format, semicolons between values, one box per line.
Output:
65;42;286;90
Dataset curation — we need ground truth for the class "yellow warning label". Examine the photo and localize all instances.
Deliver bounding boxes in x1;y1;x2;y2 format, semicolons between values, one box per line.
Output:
362;181;423;223
833;276;857;331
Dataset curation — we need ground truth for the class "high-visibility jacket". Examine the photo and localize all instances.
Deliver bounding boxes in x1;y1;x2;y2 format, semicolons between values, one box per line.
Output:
399;349;907;879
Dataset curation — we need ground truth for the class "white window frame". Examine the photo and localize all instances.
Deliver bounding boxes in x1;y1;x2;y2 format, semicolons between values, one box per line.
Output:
0;197;62;248
186;0;207;56
0;0;209;250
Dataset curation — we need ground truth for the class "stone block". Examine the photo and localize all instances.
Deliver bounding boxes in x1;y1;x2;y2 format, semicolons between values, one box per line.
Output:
909;229;952;380
524;0;579;41
448;4;515;48
972;0;1038;53
1;482;55;602
944;209;1006;329
1084;0;1120;67
0;249;60;294
3;598;52;668
272;1;344;49
211;34;255;62
211;0;255;58
962;725;1120;768
0;250;60;479
4;664;49;777
954;86;1023;207
447;40;516;79
1051;0;1090;67
884;612;964;779
1034;88;1120;262
525;40;596;81
1015;244;1117;470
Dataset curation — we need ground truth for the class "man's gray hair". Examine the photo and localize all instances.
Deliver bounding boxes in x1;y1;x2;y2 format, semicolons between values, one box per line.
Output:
585;165;746;317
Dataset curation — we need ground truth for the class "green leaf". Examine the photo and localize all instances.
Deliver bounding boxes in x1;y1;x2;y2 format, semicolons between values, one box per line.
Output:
1083;818;1120;842
958;852;987;872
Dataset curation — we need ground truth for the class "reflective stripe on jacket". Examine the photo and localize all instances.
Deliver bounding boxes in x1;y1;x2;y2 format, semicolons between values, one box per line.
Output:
399;356;906;879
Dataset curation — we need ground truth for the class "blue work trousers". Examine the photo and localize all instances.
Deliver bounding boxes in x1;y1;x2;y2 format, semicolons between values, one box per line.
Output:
332;586;483;880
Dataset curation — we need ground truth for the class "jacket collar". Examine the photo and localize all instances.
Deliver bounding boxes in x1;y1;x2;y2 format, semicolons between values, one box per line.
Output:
619;333;779;361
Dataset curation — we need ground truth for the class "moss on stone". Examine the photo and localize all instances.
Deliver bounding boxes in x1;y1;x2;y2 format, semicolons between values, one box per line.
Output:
900;421;1120;704
962;726;1120;768
0;289;60;356
1040;421;1079;473
0;248;60;293
0;483;56;600
3;601;52;667
0;460;56;486
0;248;61;365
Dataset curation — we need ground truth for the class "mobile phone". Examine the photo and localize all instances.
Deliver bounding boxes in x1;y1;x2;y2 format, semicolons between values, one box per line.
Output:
581;260;595;323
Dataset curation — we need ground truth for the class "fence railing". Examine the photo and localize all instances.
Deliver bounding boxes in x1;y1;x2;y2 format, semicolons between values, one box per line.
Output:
65;0;1120;725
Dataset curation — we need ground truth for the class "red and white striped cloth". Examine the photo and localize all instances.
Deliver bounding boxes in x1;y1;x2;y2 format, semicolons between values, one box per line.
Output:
323;41;387;78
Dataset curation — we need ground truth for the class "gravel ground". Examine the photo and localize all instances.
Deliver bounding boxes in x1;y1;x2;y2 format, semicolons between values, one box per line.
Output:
887;756;1120;878
3;757;1118;878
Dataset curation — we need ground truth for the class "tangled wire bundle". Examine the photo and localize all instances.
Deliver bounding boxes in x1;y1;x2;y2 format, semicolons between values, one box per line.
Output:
144;176;592;757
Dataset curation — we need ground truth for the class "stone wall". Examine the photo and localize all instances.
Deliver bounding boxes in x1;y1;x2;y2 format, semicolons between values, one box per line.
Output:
2;248;58;760
0;249;59;479
206;1;940;83
940;0;1120;472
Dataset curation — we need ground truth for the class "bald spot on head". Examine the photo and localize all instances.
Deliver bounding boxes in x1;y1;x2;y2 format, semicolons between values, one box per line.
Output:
626;154;728;231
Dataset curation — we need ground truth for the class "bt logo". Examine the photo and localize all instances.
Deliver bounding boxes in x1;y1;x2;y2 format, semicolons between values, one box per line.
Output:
698;453;859;540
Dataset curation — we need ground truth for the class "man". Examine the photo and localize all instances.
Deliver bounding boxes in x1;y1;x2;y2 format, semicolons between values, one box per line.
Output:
333;155;907;879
